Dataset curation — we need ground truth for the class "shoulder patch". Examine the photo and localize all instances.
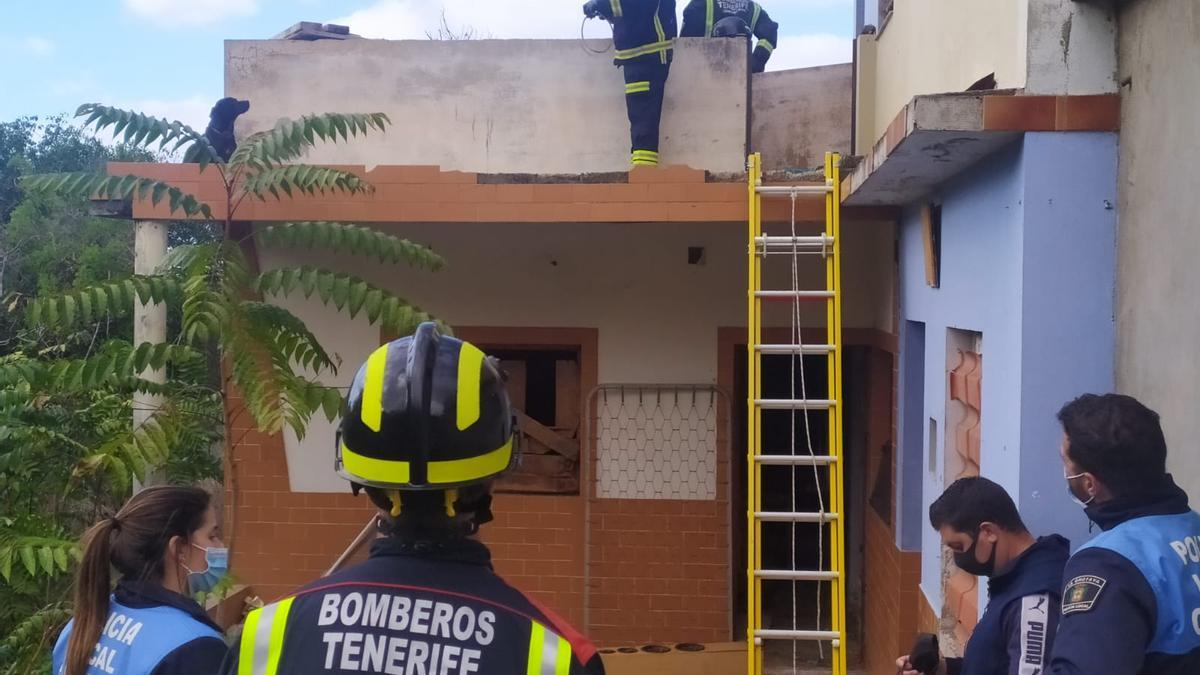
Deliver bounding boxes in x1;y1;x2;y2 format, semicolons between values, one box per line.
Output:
1062;575;1106;615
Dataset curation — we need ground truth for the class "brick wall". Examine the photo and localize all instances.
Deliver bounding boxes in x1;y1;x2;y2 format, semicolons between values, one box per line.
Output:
223;394;730;645
587;498;730;644
863;511;921;675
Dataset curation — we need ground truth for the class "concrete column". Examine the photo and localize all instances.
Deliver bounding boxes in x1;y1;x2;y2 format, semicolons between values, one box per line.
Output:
133;220;167;484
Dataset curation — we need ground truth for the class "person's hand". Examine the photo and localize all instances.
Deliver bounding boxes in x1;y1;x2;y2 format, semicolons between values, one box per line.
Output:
895;654;946;675
582;0;603;18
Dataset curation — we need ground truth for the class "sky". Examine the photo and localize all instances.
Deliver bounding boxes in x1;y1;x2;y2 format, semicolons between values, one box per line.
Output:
0;0;854;133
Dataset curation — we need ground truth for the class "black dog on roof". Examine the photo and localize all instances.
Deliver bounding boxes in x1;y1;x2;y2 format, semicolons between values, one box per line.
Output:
204;97;250;161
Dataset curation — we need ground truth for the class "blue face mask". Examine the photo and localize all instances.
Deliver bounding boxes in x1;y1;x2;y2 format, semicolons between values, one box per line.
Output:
184;544;228;594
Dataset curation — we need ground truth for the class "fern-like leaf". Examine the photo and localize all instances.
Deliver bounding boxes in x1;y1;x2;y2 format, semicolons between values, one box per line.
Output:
253;267;436;335
241;166;373;201
22;276;182;332
227;112;390;170
75;103;221;167
0;537;78;583
20;172;212;219
240;301;335;374
257;222;444;271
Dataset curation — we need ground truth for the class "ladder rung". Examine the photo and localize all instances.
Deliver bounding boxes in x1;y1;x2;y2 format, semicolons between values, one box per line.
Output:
754;629;841;643
755;511;839;523
755;290;834;301
755;344;835;355
754;235;834;255
754;454;837;466
755;398;835;410
755;184;833;195
755;569;839;581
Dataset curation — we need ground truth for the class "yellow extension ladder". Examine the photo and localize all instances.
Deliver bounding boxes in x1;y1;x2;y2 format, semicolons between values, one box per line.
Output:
746;152;846;675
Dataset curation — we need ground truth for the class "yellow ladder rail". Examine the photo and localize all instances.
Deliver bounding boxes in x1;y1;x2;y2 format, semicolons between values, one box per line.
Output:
746;152;846;675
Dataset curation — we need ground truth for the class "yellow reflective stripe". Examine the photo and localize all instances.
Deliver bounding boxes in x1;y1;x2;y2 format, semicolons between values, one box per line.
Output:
554;635;571;675
264;597;294;675
610;0;622;18
341;442;412;484
360;343;389;432
632;150;659;159
239;597;293;675
625;81;651;93
526;622;545;675
705;0;714;36
341;437;513;486
614;40;673;59
527;622;571;675
456;342;484;431
652;12;667;63
751;3;762;31
238;607;262;675
758;38;774;53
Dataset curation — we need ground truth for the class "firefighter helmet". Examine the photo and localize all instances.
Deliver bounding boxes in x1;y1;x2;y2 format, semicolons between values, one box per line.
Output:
336;322;518;490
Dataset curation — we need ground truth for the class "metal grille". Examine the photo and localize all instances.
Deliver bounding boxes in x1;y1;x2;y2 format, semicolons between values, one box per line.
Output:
586;384;730;501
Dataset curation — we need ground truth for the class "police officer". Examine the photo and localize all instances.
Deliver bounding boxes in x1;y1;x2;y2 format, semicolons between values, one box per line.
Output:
896;477;1069;675
583;0;676;167
1046;393;1200;674
54;486;229;675
223;323;604;675
681;0;779;73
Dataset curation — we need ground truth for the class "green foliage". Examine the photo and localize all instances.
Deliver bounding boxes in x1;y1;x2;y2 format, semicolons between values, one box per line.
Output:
257;222;444;270
20;172;213;219
4;102;436;671
230;113;390;170
75;104;219;167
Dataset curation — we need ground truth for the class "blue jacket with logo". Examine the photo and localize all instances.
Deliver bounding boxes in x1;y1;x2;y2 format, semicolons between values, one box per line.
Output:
52;581;227;675
943;535;1068;675
1048;475;1200;675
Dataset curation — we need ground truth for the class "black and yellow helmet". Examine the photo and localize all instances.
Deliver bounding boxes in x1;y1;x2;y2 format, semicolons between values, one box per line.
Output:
336;323;518;490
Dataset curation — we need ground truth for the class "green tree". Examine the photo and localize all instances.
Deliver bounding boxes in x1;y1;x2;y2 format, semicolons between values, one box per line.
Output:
2;104;445;671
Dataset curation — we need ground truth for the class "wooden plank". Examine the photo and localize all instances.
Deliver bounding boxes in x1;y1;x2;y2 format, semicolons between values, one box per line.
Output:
516;410;580;461
555;359;580;431
921;203;940;288
501;360;530;408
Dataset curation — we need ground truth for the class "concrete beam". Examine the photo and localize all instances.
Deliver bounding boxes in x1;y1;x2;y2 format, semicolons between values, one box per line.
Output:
842;92;1119;207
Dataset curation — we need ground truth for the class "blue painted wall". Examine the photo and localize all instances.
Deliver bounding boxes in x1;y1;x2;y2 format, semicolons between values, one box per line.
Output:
1018;132;1118;542
894;132;1117;611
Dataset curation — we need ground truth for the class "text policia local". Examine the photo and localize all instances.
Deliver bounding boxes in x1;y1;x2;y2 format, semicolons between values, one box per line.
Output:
318;592;496;675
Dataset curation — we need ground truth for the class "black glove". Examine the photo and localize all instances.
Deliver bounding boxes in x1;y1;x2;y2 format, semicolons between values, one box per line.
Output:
907;633;940;675
583;0;603;19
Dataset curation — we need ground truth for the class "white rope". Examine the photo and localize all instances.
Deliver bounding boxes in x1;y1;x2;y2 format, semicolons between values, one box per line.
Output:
788;191;826;667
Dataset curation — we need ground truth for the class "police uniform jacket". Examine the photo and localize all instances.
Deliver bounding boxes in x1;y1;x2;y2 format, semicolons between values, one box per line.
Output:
1047;475;1200;674
53;580;227;675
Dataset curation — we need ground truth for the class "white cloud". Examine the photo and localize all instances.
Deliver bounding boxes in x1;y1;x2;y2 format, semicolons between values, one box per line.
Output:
24;36;54;56
764;33;852;71
330;0;582;40
123;0;259;27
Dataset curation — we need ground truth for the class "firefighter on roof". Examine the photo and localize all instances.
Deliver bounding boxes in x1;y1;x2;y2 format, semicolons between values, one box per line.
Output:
681;0;779;73
583;0;677;167
223;323;604;675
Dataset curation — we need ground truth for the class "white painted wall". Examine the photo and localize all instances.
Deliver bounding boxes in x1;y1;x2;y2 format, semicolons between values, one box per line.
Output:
226;38;749;174
857;0;1118;146
859;0;1028;143
258;219;893;491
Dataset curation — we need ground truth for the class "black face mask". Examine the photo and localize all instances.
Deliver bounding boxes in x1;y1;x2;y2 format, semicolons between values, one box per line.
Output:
954;535;997;577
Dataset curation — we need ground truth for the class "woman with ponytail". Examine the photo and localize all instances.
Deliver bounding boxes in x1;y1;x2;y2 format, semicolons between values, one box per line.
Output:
52;486;229;674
